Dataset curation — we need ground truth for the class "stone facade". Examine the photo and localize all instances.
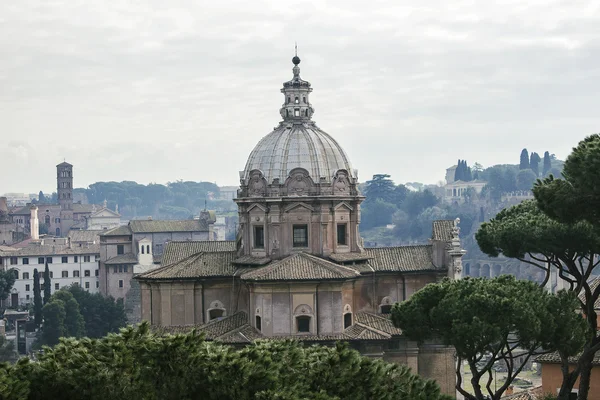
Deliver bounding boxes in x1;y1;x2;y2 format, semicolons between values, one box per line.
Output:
99;213;216;321
135;55;464;396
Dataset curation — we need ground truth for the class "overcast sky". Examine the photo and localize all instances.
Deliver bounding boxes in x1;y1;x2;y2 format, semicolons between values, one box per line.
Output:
1;1;599;193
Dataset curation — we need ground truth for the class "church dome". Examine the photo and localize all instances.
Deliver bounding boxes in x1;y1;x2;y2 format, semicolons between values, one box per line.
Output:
243;124;354;184
242;55;354;185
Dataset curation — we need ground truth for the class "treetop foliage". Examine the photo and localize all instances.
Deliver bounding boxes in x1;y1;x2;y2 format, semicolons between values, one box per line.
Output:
0;323;453;400
392;276;586;400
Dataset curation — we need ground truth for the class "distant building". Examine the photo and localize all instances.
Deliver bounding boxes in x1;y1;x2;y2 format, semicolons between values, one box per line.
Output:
443;179;487;203
2;193;36;207
219;186;238;201
537;352;600;400
98;211;216;321
71;200;121;231
0;228;101;308
9;162;99;237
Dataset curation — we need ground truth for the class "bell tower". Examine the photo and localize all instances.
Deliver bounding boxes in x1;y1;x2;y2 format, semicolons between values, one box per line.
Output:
57;161;73;211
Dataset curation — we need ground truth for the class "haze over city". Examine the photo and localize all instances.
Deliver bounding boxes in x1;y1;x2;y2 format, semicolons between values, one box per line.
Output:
2;0;599;192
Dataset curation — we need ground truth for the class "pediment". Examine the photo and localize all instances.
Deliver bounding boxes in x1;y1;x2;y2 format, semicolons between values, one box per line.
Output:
91;208;120;218
247;203;268;213
334;201;353;211
284;202;314;213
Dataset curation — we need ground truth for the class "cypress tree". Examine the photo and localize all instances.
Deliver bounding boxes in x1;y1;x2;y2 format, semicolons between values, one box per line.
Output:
530;152;541;177
454;160;461;181
43;262;51;304
542;151;552;176
33;269;42;327
519;148;529;170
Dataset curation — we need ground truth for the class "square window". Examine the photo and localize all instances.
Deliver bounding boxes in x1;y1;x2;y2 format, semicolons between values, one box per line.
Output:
95;269;99;276
84;270;90;277
23;272;29;280
96;281;99;288
61;256;68;263
62;271;68;278
117;245;124;255
85;282;90;289
49;271;54;278
297;316;310;333
113;266;117;273
292;225;308;247
73;270;79;278
118;266;123;273
294;108;300;117
337;224;347;246
22;258;29;265
26;294;30;300
118;280;123;288
123;265;128;273
25;284;30;292
254;226;264;248
54;283;59;290
84;255;91;262
38;257;44;264
74;256;78;263
10;257;17;265
46;257;53;264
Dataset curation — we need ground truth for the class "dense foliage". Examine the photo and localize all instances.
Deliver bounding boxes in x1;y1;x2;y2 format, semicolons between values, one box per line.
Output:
477;134;600;400
0;323;453;400
392;276;586;400
38;286;126;346
0;269;17;303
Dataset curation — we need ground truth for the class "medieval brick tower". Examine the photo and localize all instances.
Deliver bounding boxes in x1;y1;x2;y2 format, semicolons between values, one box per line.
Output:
56;161;73;236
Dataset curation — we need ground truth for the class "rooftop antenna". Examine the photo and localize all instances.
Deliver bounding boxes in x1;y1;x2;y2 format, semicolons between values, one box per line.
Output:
295;42;298;56
204;199;207;210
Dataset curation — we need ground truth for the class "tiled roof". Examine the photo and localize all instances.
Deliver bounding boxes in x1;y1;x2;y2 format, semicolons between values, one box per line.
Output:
363;246;438;273
240;253;360;282
536;350;600;366
161;241;236;265
432;220;455;242
502;387;543;400
232;255;271;266
105;253;138;265
354;312;402;336
1;244;99;257
137;251;238;279
328;252;373;263
72;203;98;213
68;230;102;243
580;276;600;309
343;324;390;340
101;225;132;236
129;219;209;233
154;312;260;343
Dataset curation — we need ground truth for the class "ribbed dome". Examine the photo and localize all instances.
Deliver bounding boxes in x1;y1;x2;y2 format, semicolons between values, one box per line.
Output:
243;124;354;184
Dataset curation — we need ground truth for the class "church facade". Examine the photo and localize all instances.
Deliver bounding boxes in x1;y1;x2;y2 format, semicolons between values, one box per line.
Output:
136;55;464;395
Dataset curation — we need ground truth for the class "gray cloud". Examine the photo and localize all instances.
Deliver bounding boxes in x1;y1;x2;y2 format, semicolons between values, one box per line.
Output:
1;0;599;193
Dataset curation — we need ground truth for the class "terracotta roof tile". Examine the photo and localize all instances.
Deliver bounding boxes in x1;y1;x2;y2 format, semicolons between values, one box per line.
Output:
343;324;390;340
137;251;238;279
240;253;360;282
232;255;271;266
364;245;438;273
68;230;102;243
354;312;402;336
105;253;138;265
502;386;543;400
161;241;236;265
432;220;455;242
101;225;132;236
536;350;600;366
328;252;373;263
129;219;210;233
